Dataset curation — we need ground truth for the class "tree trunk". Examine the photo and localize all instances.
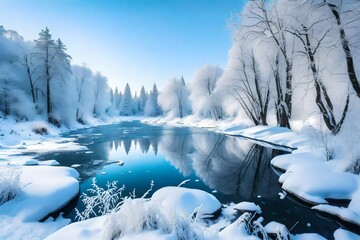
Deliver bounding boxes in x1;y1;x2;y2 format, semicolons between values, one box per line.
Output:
24;56;36;103
274;53;291;129
303;28;349;135
325;2;360;98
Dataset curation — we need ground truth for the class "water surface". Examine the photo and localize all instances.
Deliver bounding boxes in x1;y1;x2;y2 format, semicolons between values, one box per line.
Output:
37;121;339;238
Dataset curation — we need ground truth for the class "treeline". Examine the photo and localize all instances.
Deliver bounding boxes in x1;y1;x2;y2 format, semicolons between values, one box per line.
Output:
158;0;360;135
2;0;360;136
0;26;112;126
0;26;163;126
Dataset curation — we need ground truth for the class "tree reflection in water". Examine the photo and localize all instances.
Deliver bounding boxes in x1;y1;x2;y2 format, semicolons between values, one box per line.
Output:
159;128;194;177
191;134;277;200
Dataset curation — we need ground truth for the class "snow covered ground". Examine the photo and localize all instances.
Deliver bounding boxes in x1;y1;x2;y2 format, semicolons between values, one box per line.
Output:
0;117;89;239
0;165;79;239
46;186;328;240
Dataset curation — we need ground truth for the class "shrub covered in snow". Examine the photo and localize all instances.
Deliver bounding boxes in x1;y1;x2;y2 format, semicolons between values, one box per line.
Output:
31;121;49;135
0;167;21;205
75;178;125;221
103;198;203;240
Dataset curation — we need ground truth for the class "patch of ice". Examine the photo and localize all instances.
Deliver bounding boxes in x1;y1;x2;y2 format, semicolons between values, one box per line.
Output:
40;160;60;166
24;159;39;166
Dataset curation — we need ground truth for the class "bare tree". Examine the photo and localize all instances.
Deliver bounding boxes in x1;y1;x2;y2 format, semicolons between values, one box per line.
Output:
230;50;270;126
289;23;350;135
322;0;360;98
242;0;293;128
20;54;36;104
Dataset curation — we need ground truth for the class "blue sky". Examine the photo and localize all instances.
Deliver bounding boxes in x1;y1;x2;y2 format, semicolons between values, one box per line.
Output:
0;0;244;92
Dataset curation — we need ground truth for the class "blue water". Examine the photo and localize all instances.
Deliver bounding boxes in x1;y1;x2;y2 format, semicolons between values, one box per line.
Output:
37;121;339;238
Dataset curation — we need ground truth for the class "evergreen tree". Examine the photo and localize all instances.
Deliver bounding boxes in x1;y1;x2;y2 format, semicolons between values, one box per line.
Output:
144;83;162;116
119;83;133;116
114;87;120;110
34;27;56;123
139;86;147;112
35;29;72;125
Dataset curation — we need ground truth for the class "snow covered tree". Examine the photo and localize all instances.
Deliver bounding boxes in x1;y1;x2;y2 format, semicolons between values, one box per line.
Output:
158;77;191;118
93;73;111;119
132;91;140;114
114;87;121;111
287;1;350;135
190;65;224;120
34;27;56;123
144;83;162;117
0;27;35;120
242;0;294;128
34;28;73;125
322;0;360;98
139;86;147;113
119;83;133;116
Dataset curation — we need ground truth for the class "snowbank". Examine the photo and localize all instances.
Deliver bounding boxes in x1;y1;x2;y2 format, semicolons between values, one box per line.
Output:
0;166;79;222
220;125;308;150
270;135;360;233
334;228;360;240
47;186;327;240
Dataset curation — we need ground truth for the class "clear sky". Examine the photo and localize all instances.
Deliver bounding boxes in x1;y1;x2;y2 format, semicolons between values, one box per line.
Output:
0;0;244;92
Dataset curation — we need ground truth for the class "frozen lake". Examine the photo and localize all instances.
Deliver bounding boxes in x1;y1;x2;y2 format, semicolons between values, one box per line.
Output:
37;121;338;238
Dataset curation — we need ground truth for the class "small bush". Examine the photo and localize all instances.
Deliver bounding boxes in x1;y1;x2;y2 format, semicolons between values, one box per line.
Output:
0;167;21;205
75;178;125;221
346;157;360;175
31;121;49;135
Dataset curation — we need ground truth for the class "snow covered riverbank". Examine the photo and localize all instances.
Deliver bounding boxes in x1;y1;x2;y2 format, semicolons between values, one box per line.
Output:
0;117;111;239
1;116;360;239
143;117;360;238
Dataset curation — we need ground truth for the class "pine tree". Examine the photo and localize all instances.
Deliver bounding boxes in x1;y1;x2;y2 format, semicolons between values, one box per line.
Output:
144;83;162;116
139;86;147;113
35;29;72;125
35;27;56;123
119;83;133;116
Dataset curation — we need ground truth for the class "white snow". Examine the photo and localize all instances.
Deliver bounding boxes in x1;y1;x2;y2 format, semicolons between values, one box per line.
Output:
291;233;327;240
279;166;358;204
46;216;106;240
151;186;221;217
233;202;261;213
220;125;308;150
0;166;79;222
0;215;71;240
334;228;360;240
218;215;260;240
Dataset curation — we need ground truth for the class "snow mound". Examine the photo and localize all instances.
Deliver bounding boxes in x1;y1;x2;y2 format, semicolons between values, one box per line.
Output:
219;215;259;240
46;216;105;240
151;186;221;217
334;228;360;240
280;166;358;204
233;202;261;213
0;166;79;222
